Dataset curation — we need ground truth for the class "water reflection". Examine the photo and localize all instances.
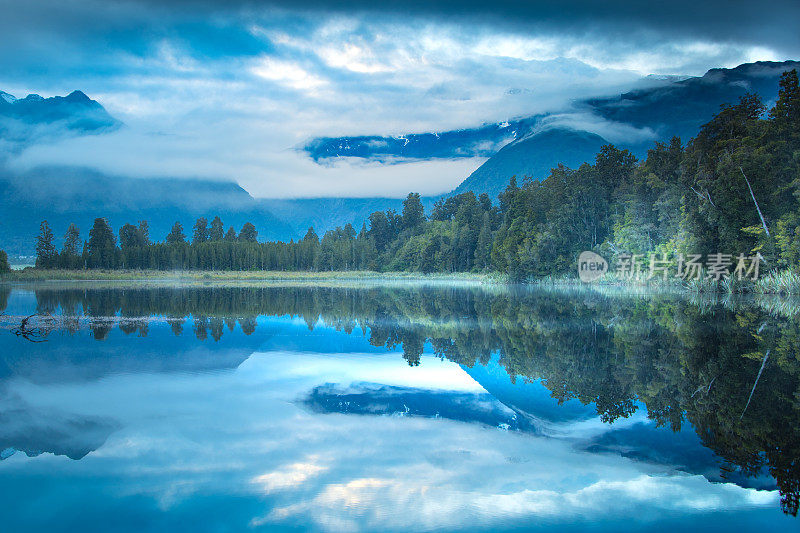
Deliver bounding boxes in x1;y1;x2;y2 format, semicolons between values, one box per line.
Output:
0;282;798;530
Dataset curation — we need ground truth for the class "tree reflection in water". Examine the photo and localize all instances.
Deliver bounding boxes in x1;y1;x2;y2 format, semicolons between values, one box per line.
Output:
2;282;799;516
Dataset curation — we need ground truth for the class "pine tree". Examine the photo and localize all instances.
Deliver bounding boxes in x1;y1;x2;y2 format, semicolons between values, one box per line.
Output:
167;222;186;244
0;249;10;273
62;224;81;255
770;69;800;124
35;220;57;268
192;217;209;244
138;220;150;245
87;218;118;268
225;226;237;241
60;223;81;269
239;222;258;242
210;216;224;241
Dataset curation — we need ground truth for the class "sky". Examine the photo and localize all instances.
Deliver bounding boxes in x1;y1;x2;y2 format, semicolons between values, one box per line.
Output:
2;0;799;198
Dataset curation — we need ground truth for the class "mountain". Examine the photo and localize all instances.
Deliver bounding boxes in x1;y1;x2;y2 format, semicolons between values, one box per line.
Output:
584;60;800;140
306;60;800;200
259;196;405;236
0;89;120;151
0;167;295;256
305;116;541;163
452;128;609;199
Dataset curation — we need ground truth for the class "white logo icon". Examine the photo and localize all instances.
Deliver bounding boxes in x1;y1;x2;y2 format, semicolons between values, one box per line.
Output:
578;251;608;282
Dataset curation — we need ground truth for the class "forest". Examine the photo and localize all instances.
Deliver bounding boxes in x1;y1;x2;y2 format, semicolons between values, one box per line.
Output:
18;69;800;281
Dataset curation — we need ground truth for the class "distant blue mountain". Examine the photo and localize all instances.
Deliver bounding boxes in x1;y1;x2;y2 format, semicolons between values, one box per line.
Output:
452;128;610;199
0;90;298;256
305;116;542;163
258;196;405;237
0;89;120;151
0;167;296;256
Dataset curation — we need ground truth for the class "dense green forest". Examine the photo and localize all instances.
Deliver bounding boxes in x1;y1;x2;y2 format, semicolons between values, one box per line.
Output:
17;70;800;280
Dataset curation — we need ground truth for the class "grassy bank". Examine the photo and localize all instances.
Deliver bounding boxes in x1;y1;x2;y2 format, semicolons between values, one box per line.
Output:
4;267;799;295
0;268;499;284
532;269;800;295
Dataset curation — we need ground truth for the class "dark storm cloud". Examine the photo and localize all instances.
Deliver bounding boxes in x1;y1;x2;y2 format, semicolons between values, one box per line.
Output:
2;0;799;54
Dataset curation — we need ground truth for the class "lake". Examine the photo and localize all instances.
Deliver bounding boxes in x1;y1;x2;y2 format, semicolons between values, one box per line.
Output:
0;281;798;532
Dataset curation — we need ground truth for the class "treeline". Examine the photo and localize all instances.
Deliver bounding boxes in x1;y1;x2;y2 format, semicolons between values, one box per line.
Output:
30;70;800;278
32;192;499;272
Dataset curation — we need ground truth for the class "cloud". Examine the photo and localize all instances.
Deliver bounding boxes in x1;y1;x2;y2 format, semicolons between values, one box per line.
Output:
8;121;488;197
251;56;329;91
252;458;328;493
0;1;795;198
536;112;659;145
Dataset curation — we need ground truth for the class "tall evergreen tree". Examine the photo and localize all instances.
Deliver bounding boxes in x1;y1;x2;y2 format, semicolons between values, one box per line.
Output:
239;222;258;242
167;222;186;244
138;220;150;245
210;216;224;241
192;217;209;244
0;249;10;273
35;220;57;268
87;218;117;268
60;223;82;269
62;224;81;255
770;69;800;124
402;192;425;231
225;226;237;241
119;223;140;249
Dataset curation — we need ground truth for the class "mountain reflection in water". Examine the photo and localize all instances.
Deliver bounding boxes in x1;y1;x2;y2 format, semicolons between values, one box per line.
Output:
0;282;797;531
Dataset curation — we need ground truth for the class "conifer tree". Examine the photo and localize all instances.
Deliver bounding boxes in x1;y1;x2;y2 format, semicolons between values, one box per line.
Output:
60;223;82;269
0;249;10;273
192;217;209;244
239;222;258;242
87;218;117;268
35;220;57;268
167;222;186;244
225;226;237;241
210;216;224;241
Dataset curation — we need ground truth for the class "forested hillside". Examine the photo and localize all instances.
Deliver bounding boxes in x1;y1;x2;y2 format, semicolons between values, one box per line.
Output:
16;70;800;282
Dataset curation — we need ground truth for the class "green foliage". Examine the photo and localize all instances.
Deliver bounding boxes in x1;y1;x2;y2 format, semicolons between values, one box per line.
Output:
192;217;209;244
239;222;258;242
60;223;83;269
491;70;800;281
210;216;224;241
0;249;10;273
166;221;186;245
35;220;57;268
87;218;118;268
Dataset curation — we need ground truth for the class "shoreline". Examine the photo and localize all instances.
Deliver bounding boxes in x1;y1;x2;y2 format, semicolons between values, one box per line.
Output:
0;269;500;284
2;268;799;295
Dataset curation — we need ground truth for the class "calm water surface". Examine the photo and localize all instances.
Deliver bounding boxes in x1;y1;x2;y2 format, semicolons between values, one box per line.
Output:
0;282;798;532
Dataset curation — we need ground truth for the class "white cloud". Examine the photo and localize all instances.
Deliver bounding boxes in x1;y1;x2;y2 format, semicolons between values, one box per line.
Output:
252;458;328;493
1;12;789;198
250;56;329;91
